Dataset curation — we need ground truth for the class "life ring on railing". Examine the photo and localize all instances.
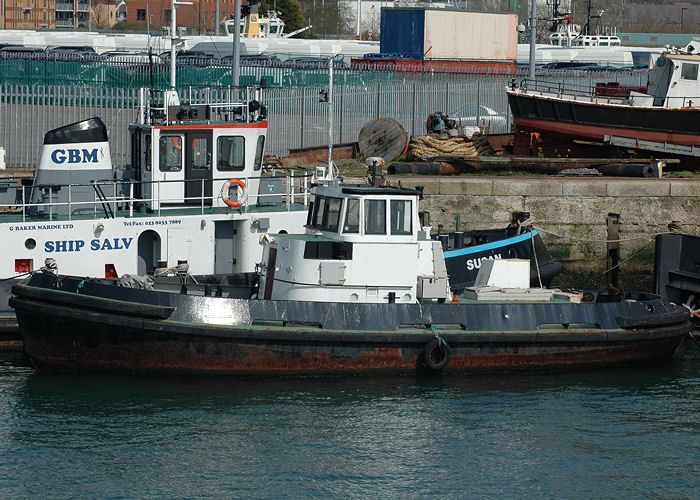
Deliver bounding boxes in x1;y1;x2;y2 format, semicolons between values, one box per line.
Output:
220;178;248;208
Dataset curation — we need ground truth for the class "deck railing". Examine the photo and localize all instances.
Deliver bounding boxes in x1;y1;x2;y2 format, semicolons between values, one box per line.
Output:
0;169;313;222
517;78;700;107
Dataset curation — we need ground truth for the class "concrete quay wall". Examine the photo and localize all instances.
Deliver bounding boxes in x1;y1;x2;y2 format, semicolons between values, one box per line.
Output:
393;175;700;266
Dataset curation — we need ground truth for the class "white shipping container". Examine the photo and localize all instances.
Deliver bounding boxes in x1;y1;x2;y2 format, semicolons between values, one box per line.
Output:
424;11;518;61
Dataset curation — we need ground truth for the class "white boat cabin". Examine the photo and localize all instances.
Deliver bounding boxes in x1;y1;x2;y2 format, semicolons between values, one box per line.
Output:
23;87;281;216
634;53;700;107
0;86;310;281
129;88;274;210
258;180;451;304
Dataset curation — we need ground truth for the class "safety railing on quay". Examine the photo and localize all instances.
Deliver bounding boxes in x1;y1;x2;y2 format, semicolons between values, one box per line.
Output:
1;170;313;223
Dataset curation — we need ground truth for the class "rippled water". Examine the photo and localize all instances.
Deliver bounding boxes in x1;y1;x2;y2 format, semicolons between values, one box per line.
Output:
0;352;697;499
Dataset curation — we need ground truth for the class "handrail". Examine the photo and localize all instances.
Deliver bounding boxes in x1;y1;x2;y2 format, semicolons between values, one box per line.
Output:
514;78;700;107
141;87;264;126
1;170;314;222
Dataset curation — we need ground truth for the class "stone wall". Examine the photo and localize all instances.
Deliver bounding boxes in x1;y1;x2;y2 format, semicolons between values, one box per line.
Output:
392;175;700;280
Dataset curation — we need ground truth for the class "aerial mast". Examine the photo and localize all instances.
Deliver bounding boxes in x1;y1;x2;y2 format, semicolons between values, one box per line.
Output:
170;0;194;90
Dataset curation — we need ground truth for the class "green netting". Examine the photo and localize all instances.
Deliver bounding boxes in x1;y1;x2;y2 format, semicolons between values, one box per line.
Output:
0;58;517;89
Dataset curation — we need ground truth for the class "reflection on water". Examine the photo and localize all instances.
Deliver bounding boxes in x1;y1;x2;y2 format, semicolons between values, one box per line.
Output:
0;353;697;498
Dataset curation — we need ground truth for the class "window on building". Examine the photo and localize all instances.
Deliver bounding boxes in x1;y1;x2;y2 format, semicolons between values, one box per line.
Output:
137;9;146;21
217;136;245;171
165;9;171;22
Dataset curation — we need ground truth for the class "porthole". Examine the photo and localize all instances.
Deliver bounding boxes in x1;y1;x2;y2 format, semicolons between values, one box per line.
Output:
25;238;36;250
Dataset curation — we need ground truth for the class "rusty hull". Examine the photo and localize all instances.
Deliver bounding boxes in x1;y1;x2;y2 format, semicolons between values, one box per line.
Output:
13;295;689;376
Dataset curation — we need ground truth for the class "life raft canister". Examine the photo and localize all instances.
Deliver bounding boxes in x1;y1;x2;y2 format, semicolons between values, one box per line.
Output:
220;178;248;208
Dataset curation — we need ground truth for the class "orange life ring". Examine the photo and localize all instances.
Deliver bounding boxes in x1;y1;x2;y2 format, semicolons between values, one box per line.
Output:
220;178;247;208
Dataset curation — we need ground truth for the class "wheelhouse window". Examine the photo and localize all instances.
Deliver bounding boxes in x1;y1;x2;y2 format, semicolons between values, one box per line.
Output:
159;135;182;172
217;136;245;171
681;63;698;81
306;199;314;226
343;198;360;233
390;199;412;235
364;199;386;235
304;241;353;260
254;135;265;171
309;195;343;232
191;137;209;169
145;134;152;171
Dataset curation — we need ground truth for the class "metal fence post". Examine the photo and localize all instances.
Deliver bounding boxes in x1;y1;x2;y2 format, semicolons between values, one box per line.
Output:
476;78;481;124
300;87;305;148
339;85;344;143
445;81;449;113
376;82;381;119
411;81;416;137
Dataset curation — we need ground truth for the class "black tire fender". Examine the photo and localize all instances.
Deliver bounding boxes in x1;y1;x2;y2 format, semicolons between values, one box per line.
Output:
421;337;452;371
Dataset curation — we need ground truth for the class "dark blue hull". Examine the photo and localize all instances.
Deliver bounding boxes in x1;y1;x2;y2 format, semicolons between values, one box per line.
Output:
439;229;562;291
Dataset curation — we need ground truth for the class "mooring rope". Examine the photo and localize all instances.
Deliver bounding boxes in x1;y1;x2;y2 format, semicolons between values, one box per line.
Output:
598;239;656;276
0;271;32;282
529;230;543;288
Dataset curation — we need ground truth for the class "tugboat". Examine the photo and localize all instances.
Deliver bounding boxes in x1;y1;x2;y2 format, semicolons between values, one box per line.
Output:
0;96;311;309
0;0;312;332
10;169;691;376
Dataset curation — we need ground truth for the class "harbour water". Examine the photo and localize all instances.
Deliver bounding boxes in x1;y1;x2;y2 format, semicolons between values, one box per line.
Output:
0;350;697;498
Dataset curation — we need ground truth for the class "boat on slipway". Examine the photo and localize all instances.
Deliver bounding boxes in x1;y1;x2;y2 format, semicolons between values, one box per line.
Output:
507;46;700;153
10;173;691;376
